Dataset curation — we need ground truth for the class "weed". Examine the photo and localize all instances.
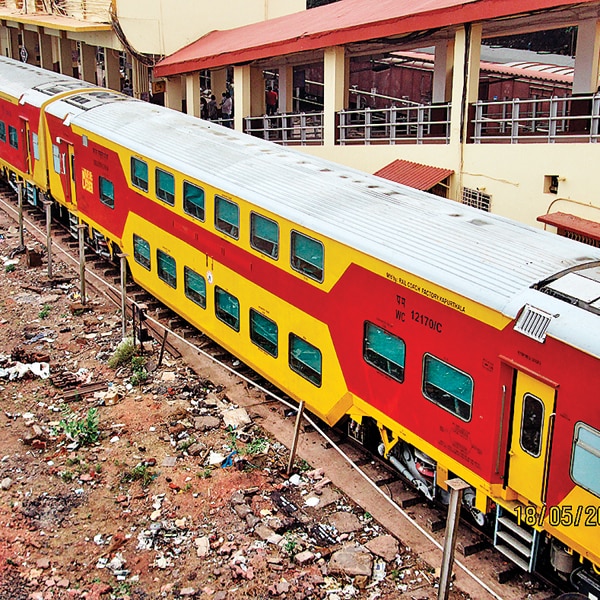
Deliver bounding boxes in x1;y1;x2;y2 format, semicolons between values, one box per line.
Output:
4;264;15;273
60;470;74;483
38;304;51;319
121;463;155;487
244;437;269;455
54;406;99;447
178;436;196;452
197;468;212;479
108;337;135;369
283;533;298;557
129;355;148;386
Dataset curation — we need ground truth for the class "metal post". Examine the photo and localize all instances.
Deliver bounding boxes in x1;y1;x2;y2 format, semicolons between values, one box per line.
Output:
118;253;128;339
438;478;470;600
17;182;24;249
77;223;87;305
286;400;305;476
43;200;53;279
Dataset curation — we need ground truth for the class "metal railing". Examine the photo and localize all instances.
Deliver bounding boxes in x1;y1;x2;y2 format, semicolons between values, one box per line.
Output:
471;94;600;143
243;113;324;145
337;103;451;145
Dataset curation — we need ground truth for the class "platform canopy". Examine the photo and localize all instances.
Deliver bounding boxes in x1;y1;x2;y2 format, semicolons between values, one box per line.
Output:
374;159;453;191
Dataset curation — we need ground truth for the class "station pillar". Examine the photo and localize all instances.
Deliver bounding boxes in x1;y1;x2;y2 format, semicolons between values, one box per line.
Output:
104;48;121;91
186;73;201;118
38;31;54;70
323;45;347;147
432;38;454;104
165;76;184;112
573;18;600;93
22;28;38;65
234;64;251;131
278;65;294;114
80;42;97;84
58;37;75;77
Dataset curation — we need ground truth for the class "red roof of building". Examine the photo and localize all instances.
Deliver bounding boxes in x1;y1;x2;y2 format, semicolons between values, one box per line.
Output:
538;212;600;242
155;0;587;77
374;159;453;191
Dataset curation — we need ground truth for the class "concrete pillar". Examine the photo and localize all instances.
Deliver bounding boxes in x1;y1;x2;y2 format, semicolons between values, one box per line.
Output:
186;73;201;117
211;68;228;98
165;76;183;111
323;46;346;147
104;47;121;91
573;18;600;94
250;66;264;117
234;64;251;131
80;42;97;84
0;27;11;58
9;28;20;61
432;38;454;103
278;65;294;113
22;28;38;65
38;31;53;70
58;37;74;77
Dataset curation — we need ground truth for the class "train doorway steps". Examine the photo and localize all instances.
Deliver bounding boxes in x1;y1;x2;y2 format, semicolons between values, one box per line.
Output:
493;505;541;572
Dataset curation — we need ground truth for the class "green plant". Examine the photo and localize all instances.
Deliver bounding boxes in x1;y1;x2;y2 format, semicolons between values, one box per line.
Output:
121;463;155;487
129;355;148;386
4;264;15;273
54;406;99;446
38;304;51;319
283;533;298;557
60;470;74;483
108;337;135;368
244;437;269;455
197;468;212;479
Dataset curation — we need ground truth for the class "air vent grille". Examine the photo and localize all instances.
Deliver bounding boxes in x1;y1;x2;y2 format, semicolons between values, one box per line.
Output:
514;305;553;342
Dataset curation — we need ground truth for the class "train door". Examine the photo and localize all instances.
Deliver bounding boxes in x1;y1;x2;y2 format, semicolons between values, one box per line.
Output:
507;371;556;505
19;118;31;174
63;142;77;207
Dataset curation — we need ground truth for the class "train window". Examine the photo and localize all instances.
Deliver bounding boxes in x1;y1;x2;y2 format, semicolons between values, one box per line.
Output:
131;157;148;192
0;121;5;142
99;177;115;209
156;168;175;206
183;181;205;221
520;394;544;457
291;231;324;282
52;144;61;174
363;322;405;382
422;354;473;421
32;133;40;161
289;334;322;387
215;196;239;239
571;423;600;497
250;309;278;357
133;234;151;270
8;125;18;149
184;266;206;308
215;287;240;331
157;249;177;288
250;212;279;259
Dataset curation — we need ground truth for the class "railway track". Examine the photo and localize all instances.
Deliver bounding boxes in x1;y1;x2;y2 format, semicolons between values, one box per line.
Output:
0;183;561;600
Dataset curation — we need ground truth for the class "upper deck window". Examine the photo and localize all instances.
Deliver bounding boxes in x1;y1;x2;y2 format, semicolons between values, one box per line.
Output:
291;231;324;282
131;157;148;192
183;181;205;221
8;126;18;149
156;168;175;206
251;212;279;259
99;177;115;208
215;195;239;239
0;121;5;142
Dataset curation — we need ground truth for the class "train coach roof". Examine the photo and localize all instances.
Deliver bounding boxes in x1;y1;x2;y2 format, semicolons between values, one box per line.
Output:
69;97;600;328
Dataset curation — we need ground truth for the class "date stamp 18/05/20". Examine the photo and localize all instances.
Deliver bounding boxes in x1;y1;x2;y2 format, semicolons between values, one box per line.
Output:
515;505;600;528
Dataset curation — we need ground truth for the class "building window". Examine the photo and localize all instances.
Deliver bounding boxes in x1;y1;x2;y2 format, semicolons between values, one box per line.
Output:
422;354;473;421
571;422;600;498
289;333;322;386
520;394;544;457
131;157;148;192
99;176;115;208
250;309;278;357
157;249;177;288
184;266;206;308
215;195;239;239
183;181;205;221
133;234;151;270
462;187;491;212
291;231;324;282
250;212;279;259
156;168;175;206
215;287;240;331
8;125;18;149
363;322;405;383
0;121;5;142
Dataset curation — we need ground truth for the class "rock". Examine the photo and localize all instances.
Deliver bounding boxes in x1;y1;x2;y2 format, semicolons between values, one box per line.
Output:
328;544;373;577
328;511;362;534
195;536;210;557
295;550;315;565
194;415;221;431
365;534;399;562
222;407;251;429
0;477;12;490
179;587;195;596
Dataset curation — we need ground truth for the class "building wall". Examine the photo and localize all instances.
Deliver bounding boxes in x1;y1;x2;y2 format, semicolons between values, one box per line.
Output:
115;0;306;56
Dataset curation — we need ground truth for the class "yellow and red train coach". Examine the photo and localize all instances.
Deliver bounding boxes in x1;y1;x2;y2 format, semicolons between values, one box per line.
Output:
1;56;600;593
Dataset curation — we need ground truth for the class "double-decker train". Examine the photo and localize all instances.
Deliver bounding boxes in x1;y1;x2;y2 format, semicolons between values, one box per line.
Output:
1;56;599;595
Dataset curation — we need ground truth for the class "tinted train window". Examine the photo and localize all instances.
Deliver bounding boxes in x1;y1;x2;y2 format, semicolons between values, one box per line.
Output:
571;423;600;498
520;394;544;457
157;249;176;288
250;212;279;259
215;196;239;239
8;125;18;149
250;309;278;357
363;322;405;382
133;234;151;270
422;354;473;421
184;266;206;308
183;181;205;221
156;168;175;206
291;231;324;282
215;287;240;331
0;121;5;142
99;177;115;208
289;334;322;386
32;133;40;161
131;157;148;192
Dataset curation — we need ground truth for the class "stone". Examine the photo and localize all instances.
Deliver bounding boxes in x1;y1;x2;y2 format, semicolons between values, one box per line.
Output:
294;550;315;565
328;511;362;534
0;477;12;490
194;416;221;431
195;536;210;557
222;407;251;429
365;534;399;562
328;544;373;577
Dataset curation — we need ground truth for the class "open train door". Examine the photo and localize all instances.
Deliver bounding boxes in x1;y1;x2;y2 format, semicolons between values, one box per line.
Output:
507;371;556;505
64;142;77;207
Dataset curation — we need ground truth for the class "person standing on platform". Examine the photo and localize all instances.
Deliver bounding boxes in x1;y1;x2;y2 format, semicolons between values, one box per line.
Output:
221;91;233;127
207;94;218;120
266;86;278;116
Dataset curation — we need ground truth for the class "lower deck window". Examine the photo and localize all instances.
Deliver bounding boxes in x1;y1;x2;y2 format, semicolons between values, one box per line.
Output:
289;333;322;386
215;287;240;331
9;125;18;149
250;309;278;357
422;354;473;421
571;422;600;498
99;176;115;208
363;321;405;382
133;234;151;270
184;266;206;308
157;249;177;288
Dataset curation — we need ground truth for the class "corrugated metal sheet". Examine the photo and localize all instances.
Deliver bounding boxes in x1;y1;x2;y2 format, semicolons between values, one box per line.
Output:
374;159;453;191
154;0;589;77
538;212;600;242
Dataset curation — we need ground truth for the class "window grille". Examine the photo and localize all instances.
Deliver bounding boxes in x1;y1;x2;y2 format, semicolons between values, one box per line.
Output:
462;187;491;212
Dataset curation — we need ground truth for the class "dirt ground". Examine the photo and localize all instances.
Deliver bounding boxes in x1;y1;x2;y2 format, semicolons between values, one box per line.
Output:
0;209;471;600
